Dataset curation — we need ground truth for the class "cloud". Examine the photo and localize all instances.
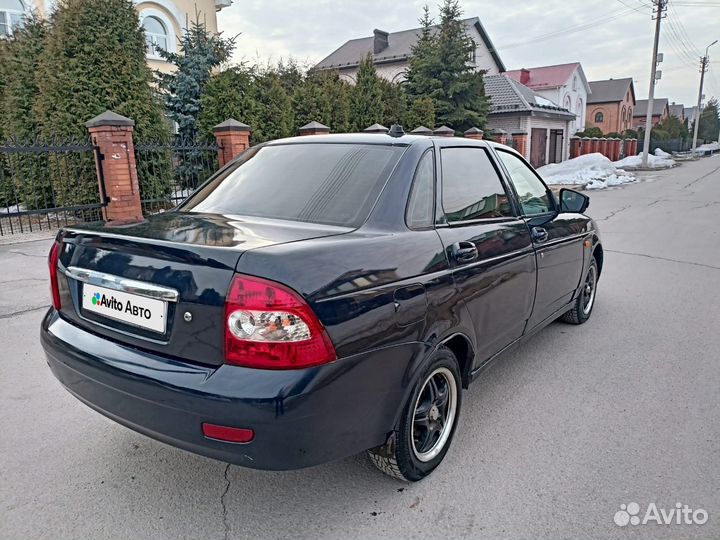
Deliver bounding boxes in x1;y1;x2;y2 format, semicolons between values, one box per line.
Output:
218;0;720;105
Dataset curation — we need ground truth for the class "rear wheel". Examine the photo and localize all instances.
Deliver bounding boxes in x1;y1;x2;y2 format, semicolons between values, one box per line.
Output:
561;258;598;325
368;347;461;481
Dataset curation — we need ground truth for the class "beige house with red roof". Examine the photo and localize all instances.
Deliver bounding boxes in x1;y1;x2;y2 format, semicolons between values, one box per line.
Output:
506;62;590;134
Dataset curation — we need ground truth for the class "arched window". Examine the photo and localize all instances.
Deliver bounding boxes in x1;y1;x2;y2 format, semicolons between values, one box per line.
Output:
594;111;604;123
142;16;168;57
468;39;476;64
0;0;24;37
564;95;572;111
622;107;626;124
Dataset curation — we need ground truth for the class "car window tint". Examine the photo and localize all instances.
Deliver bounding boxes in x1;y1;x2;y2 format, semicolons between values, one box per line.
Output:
183;144;405;228
406;150;435;229
440;147;513;223
496;150;553;215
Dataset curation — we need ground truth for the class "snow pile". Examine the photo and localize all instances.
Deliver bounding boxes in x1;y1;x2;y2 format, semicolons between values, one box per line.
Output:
654;148;672;158
613;152;675;170
693;142;720;154
537;153;635;190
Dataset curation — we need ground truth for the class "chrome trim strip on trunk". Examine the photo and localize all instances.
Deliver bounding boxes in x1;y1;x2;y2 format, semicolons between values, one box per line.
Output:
63;266;179;303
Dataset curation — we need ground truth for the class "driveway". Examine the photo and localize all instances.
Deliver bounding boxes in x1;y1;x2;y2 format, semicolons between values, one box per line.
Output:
1;156;719;540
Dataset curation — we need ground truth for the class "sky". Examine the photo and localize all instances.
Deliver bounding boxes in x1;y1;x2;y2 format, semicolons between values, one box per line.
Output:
217;0;720;107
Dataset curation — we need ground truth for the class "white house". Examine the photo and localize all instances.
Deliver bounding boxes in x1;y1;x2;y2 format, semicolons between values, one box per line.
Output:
314;17;505;84
505;63;590;134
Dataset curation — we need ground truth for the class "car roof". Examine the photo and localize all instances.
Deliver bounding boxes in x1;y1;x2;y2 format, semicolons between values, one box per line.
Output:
265;132;500;148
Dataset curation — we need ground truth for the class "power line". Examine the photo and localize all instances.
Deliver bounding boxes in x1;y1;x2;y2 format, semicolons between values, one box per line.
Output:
498;7;638;50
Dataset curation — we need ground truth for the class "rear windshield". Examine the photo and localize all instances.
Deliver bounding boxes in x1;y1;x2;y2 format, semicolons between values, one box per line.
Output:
181;143;406;227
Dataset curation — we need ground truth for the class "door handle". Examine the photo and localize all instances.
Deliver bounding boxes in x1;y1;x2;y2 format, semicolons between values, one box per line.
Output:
452;241;478;263
532;227;549;243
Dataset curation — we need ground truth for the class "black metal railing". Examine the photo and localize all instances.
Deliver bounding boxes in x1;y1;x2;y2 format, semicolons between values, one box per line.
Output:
135;138;219;215
0;137;104;237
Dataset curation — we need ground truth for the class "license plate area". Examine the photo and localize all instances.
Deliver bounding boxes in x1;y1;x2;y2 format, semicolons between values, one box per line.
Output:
81;283;168;334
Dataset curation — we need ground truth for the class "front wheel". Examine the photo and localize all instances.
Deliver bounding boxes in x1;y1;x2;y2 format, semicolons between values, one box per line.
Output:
561;258;598;324
368;347;462;481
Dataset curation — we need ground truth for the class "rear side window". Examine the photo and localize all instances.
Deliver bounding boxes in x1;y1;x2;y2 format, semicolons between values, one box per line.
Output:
440;147;513;223
406;150;435;229
183;143;406;227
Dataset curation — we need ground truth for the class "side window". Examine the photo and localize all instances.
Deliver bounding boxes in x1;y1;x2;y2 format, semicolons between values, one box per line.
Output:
496;150;554;216
406;150;435;229
440;147;513;223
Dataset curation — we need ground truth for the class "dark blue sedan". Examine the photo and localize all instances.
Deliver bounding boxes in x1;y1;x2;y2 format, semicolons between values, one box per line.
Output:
42;131;602;481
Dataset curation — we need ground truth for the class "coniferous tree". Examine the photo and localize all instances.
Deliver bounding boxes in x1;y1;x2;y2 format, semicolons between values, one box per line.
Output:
155;15;235;141
35;0;169;206
698;98;720;142
0;14;50;209
405;97;436;129
250;71;295;142
405;1;490;132
292;71;335;130
379;78;407;127
350;53;384;131
198;66;257;138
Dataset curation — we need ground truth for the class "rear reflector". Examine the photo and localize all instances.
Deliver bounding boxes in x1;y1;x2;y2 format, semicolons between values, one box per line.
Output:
202;423;255;443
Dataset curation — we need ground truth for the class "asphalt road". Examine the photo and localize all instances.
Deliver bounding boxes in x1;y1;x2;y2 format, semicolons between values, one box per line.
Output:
1;156;719;540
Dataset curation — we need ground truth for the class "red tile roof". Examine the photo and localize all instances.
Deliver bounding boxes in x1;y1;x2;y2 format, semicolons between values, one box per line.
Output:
505;63;580;90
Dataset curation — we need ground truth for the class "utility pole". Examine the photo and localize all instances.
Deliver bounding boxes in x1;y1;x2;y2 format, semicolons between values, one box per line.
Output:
692;40;718;151
641;0;667;167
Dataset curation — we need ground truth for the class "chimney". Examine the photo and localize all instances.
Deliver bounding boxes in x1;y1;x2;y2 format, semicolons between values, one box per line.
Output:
519;68;530;85
373;29;389;54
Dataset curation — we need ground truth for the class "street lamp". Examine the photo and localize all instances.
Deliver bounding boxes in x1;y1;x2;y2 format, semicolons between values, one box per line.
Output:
692;40;718;151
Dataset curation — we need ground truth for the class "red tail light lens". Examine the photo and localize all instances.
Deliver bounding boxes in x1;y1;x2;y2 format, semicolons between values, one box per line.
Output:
202;423;254;443
48;239;62;310
224;274;336;369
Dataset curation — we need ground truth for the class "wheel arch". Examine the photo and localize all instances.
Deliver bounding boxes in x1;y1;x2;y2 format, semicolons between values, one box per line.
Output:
593;242;604;277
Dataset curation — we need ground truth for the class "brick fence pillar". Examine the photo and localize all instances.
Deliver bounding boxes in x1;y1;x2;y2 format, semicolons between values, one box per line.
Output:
213;119;251;167
86;110;142;223
493;129;509;145
464;127;484;140
512;132;528;158
570;137;581;158
298;121;330;136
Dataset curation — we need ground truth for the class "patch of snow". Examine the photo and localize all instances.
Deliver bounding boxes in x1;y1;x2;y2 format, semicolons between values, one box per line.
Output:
654;148;672;158
0;203;25;215
693;142;720;154
537;153;636;190
613;153;676;170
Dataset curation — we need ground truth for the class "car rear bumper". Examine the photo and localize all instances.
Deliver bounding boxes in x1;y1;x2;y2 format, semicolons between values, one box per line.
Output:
41;309;421;470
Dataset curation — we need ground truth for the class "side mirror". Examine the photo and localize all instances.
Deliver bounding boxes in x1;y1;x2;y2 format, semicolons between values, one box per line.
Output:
559;188;590;214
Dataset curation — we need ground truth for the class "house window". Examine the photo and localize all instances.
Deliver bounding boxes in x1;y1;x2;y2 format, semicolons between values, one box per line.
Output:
0;0;25;38
142;16;168;57
594;111;604;123
572;76;577;91
468;39;476;64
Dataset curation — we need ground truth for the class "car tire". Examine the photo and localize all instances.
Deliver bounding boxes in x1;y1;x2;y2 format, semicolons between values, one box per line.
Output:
368;346;462;482
561;257;599;325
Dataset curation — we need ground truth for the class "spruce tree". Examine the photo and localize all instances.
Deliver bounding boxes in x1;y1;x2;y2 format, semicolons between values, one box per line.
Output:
155;15;235;141
405;1;490;132
34;0;169;207
292;71;334;131
350;53;384;131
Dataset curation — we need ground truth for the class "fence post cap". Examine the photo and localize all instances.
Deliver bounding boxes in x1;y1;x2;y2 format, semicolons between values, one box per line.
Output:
213;119;251;132
410;126;433;135
364;123;389;133
433;125;455;135
85;110;135;128
491;128;507;134
464;127;484;135
299;121;330;133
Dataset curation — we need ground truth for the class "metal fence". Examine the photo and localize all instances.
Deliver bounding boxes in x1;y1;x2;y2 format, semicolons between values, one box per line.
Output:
637;138;704;154
0;138;104;237
135;138;219;215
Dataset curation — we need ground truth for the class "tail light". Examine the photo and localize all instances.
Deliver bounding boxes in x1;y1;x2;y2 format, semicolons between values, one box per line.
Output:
224;274;336;369
48;239;62;310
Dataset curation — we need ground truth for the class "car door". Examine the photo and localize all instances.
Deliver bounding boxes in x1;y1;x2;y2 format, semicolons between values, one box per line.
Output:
434;142;536;364
493;147;586;329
